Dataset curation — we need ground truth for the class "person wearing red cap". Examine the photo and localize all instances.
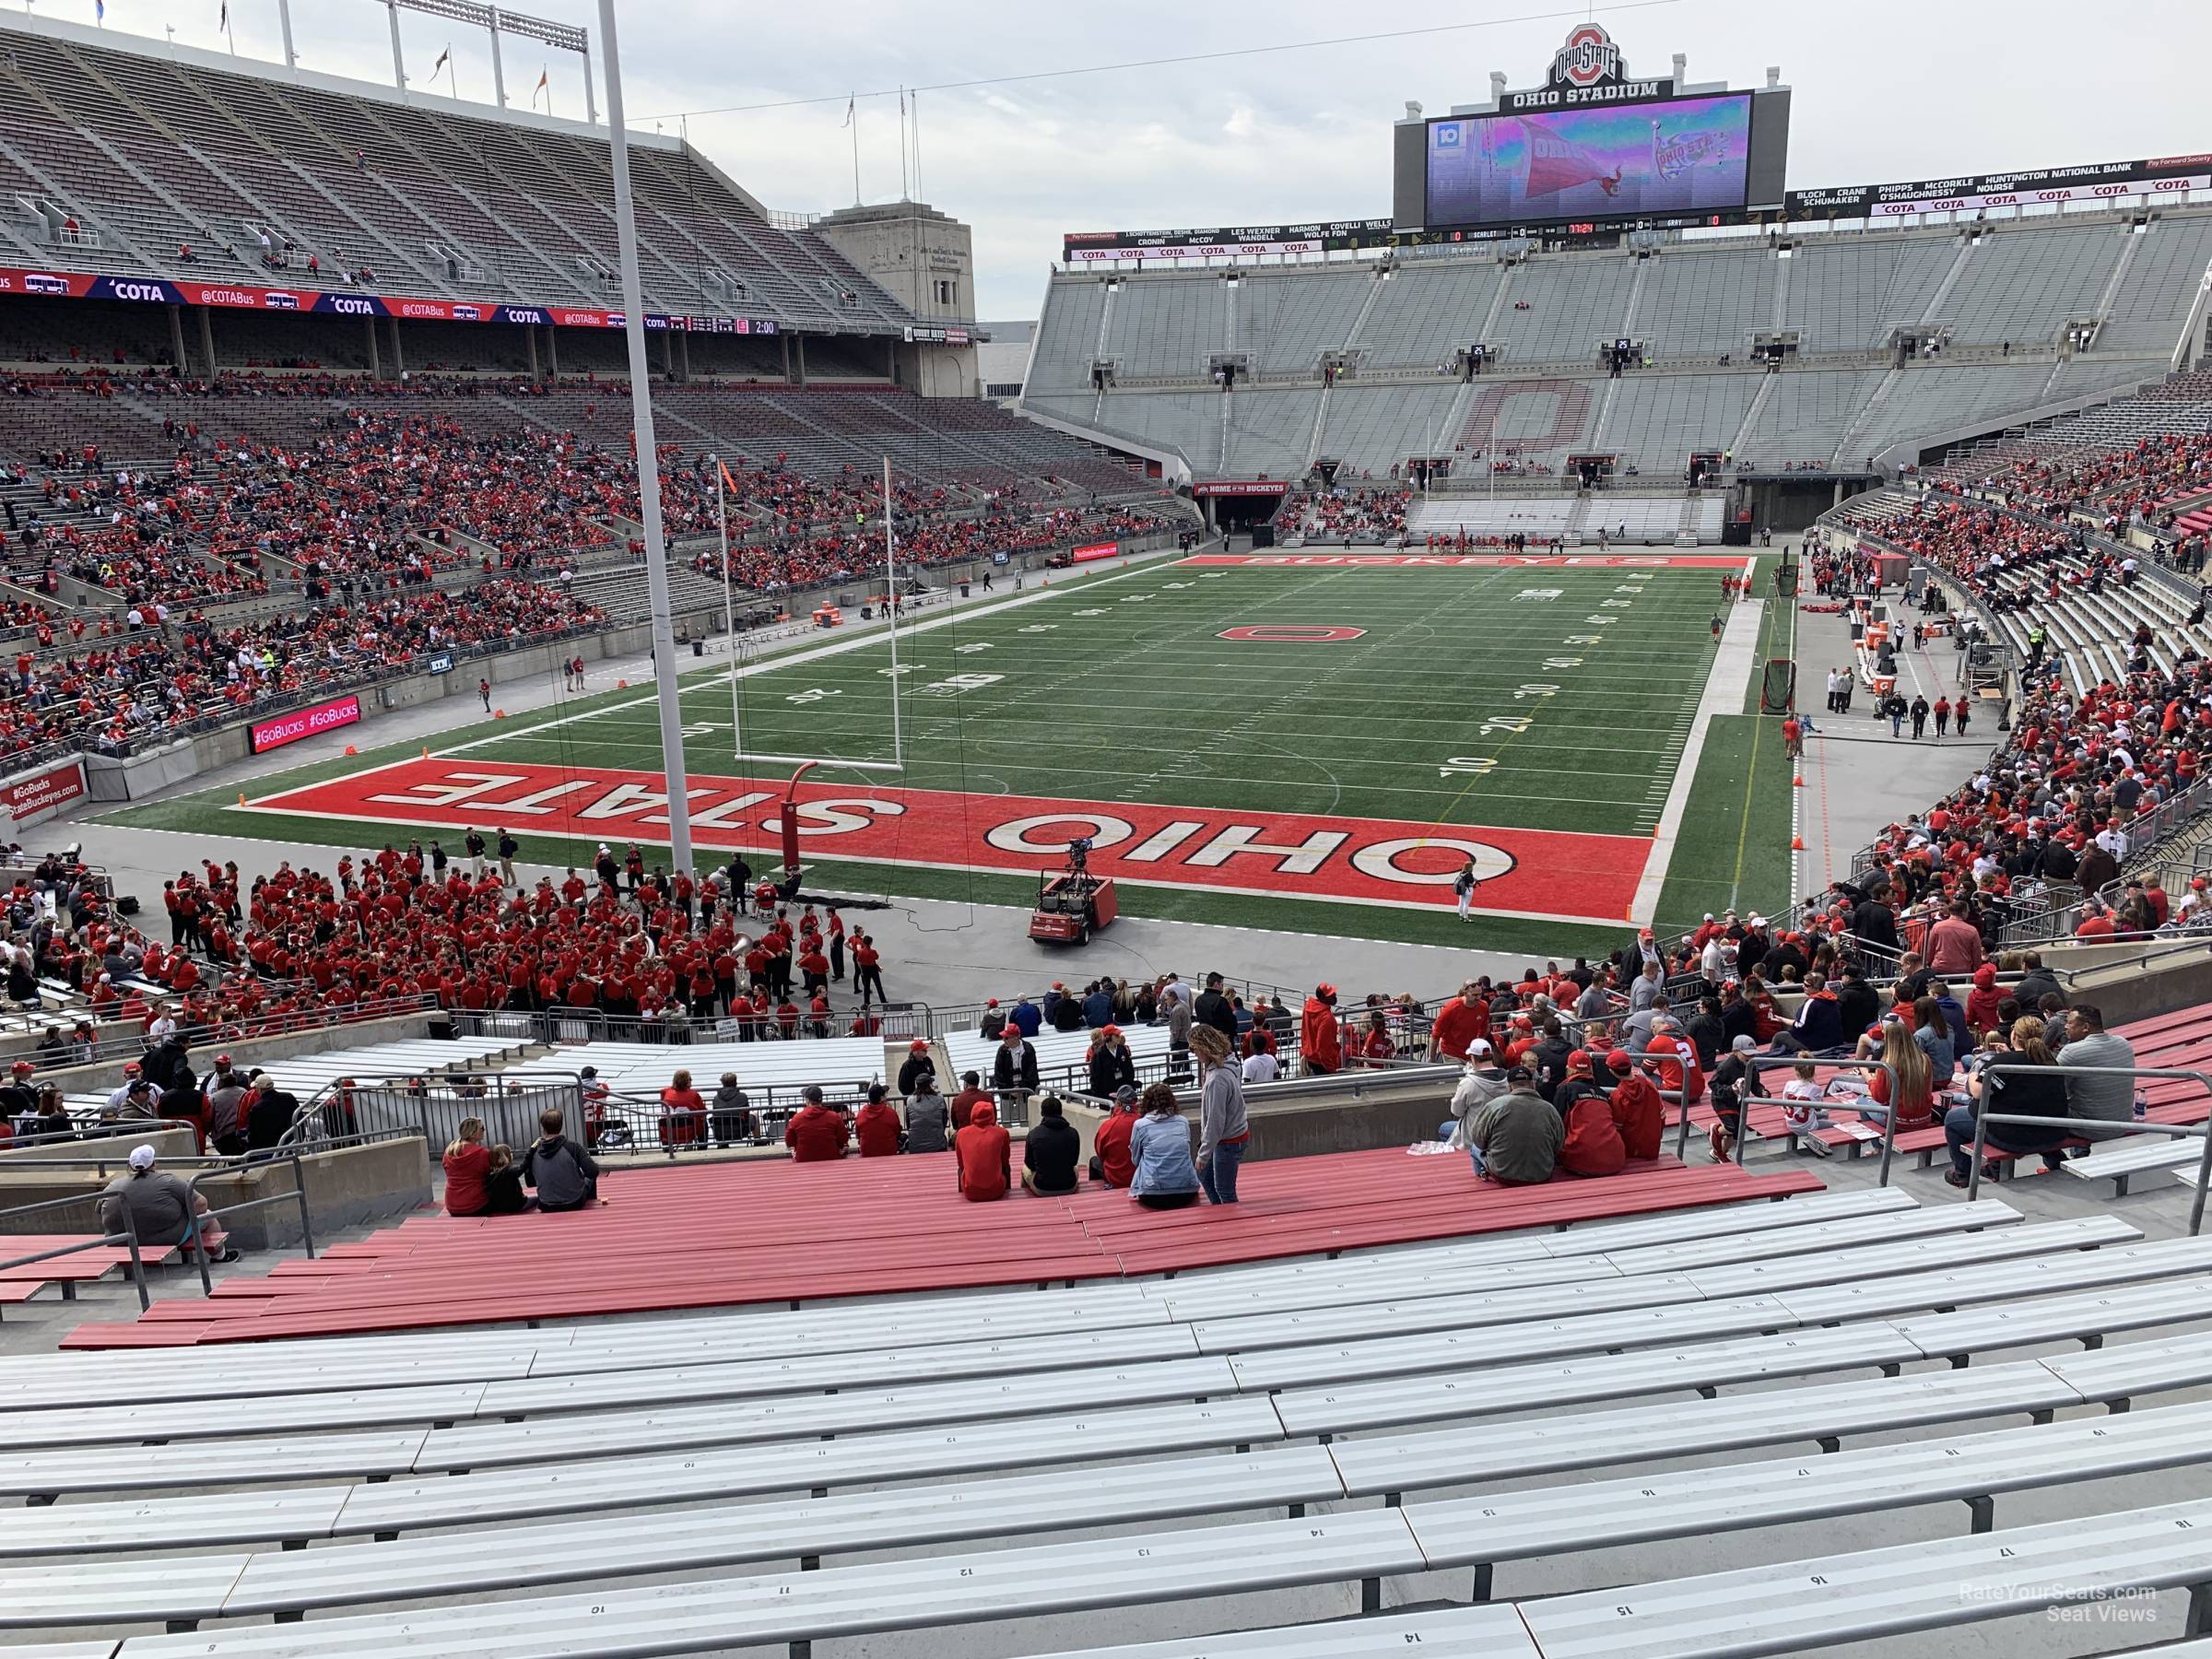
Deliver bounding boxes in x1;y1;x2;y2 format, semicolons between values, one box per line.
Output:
1300;984;1341;1076
955;1099;1010;1201
980;999;1007;1041
1557;1052;1626;1177
1965;964;2004;1039
1605;1049;1666;1160
1088;1025;1135;1097
896;1040;935;1098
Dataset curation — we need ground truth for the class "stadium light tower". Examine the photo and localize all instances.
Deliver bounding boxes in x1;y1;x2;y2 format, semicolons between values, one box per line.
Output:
376;0;597;123
598;0;696;879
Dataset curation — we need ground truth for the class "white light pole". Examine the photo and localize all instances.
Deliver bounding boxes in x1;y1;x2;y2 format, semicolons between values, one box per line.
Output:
714;455;742;758
599;0;695;877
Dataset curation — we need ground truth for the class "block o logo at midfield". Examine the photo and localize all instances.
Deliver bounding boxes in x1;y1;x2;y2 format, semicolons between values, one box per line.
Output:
1218;624;1368;643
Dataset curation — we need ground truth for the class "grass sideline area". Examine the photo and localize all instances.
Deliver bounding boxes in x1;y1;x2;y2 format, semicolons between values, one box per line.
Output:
104;552;1795;955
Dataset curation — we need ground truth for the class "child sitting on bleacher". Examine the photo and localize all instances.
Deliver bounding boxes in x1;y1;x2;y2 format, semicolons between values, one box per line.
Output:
1779;1059;1833;1154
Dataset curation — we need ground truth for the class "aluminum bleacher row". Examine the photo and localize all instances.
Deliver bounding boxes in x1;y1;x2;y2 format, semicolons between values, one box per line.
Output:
0;18;904;333
3;1180;2212;1654
51;1151;1823;1346
1026;209;2212;482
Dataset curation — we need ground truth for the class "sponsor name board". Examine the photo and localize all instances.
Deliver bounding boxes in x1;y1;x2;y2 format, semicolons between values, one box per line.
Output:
2;758;86;823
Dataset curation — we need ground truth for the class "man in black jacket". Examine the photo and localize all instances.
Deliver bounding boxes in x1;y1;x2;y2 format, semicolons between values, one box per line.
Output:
1020;1097;1081;1195
1850;884;1900;951
1193;973;1240;1043
1833;965;1881;1043
2015;952;2064;1009
991;1026;1039;1105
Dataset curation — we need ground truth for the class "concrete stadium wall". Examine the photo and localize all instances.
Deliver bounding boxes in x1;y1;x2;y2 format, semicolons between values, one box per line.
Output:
81;608;724;805
0;1133;431;1248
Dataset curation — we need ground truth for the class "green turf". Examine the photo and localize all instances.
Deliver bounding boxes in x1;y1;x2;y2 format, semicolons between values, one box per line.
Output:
469;559;1723;836
106;554;1784;954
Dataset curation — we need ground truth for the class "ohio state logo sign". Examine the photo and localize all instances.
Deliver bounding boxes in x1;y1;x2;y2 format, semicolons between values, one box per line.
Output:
1553;23;1622;88
1218;624;1369;643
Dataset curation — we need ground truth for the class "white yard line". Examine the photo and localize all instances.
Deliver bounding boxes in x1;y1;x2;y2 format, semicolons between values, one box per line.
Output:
1631;597;1765;926
435;558;1179;762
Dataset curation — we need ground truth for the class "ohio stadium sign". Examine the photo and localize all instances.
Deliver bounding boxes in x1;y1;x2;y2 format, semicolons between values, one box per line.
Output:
250;758;1656;924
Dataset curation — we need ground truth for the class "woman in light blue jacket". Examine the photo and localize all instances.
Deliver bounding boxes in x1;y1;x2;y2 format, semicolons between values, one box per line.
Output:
1127;1081;1201;1210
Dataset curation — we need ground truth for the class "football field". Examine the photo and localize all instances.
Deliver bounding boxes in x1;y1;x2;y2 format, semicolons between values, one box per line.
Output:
119;551;1796;953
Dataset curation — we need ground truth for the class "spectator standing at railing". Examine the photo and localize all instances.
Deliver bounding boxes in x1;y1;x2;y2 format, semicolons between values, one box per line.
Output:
1429;982;1491;1064
1088;1026;1135;1097
992;1027;1038;1114
1299;984;1341;1077
1193;973;1238;1043
1190;1026;1249;1205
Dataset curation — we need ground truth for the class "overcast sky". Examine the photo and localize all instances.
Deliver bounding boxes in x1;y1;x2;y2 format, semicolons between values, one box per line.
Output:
87;0;2212;319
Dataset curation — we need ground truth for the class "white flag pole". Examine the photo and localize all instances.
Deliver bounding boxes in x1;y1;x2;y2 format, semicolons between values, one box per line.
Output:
717;458;742;759
884;455;901;768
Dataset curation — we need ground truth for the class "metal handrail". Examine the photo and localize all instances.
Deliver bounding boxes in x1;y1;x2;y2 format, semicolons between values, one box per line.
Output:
1963;1062;2212;1232
0;1188;151;1312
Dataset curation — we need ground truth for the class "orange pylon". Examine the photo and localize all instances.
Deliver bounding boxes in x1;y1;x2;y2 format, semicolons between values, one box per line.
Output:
1791;834;1806;851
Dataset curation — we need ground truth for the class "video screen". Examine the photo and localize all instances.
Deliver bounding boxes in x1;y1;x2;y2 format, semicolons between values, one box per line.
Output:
1427;93;1753;229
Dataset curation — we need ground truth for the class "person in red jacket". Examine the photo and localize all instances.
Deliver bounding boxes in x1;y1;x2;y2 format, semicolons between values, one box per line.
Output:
854;1083;903;1157
1300;983;1342;1076
1641;1015;1705;1107
1605;1048;1666;1160
1558;1054;1627;1177
1089;1084;1139;1186
1964;963;2004;1040
658;1070;706;1147
955;1099;1010;1201
783;1086;850;1161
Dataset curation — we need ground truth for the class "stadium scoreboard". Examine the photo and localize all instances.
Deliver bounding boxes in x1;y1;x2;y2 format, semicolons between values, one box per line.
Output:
1391;24;1792;240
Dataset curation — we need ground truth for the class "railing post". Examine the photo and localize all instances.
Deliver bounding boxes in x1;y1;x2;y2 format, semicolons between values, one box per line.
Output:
119;1203;149;1313
1967;1089;1991;1201
291;1150;316;1260
2192;1073;2212;1239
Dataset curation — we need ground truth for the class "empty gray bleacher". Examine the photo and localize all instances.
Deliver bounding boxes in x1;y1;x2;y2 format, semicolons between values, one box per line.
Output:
1635;249;1776;358
1028;209;2212;486
1359;263;1505;368
1103;275;1223;377
2100;215;2212;349
1242;268;1370;372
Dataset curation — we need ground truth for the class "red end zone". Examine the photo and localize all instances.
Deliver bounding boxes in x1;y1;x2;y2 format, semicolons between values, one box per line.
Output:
1183;552;1750;570
249;759;1652;924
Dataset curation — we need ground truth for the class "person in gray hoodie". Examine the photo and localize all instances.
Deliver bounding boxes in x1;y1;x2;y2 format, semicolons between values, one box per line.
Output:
1442;1041;1510;1172
1189;1025;1249;1205
522;1109;601;1211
